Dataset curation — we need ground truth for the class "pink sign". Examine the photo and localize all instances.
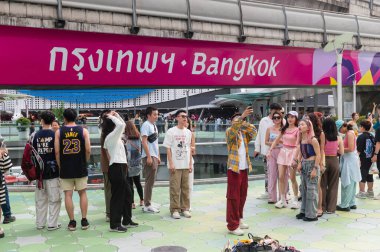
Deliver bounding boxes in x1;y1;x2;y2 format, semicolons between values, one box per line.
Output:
0;25;378;87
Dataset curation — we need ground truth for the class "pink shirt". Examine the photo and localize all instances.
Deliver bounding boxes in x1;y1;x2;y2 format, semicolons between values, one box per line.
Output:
343;131;356;150
324;140;338;156
282;128;299;147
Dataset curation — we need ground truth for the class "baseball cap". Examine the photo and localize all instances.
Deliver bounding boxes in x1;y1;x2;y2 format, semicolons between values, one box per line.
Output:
287;111;298;118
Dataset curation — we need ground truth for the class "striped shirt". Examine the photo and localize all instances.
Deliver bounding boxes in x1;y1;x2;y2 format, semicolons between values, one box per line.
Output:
0;153;12;205
226;118;257;173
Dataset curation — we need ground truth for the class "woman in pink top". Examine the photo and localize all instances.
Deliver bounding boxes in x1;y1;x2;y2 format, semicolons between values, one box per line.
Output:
320;118;344;213
268;111;299;209
265;112;283;204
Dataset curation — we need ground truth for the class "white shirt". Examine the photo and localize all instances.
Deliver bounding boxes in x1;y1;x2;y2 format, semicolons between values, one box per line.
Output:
141;121;159;158
254;116;273;155
163;126;192;169
104;114;127;165
238;132;248;170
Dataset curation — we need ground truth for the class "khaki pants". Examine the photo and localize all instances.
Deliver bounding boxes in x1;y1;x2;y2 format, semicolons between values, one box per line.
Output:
143;157;159;207
170;169;190;213
35;178;62;228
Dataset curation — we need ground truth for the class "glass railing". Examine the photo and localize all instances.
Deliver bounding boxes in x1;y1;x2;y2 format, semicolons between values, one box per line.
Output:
4;142;264;187
0;122;259;143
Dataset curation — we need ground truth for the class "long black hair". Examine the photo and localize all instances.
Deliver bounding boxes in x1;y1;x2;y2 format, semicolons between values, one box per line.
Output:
100;111;115;146
322;118;338;141
281;114;298;134
308;113;322;144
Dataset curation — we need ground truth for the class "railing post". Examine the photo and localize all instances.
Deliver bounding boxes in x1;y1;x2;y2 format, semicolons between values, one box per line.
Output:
321;11;328;48
54;0;66;28
354;15;363;50
282;6;290;46
184;0;194;39
237;0;246;42
130;0;140;34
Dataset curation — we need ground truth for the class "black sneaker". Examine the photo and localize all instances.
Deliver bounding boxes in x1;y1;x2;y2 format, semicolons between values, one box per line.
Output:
110;226;127;233
296;213;305;220
3;215;16;224
68;220;76;231
122;221;139;228
81;218;90;230
303;217;318;222
350;205;357;210
336;206;350;212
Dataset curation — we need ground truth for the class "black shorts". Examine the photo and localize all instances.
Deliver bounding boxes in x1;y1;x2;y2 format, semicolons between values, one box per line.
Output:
360;158;373;183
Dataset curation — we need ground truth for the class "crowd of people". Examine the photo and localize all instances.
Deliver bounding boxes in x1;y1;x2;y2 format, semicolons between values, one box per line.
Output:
1;103;380;239
228;102;380;236
0;106;197;237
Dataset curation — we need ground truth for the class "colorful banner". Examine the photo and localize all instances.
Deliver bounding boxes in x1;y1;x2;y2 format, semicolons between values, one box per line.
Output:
0;25;378;87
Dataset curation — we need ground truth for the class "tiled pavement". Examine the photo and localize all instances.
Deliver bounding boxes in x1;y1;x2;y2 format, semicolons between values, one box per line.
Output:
1;179;380;252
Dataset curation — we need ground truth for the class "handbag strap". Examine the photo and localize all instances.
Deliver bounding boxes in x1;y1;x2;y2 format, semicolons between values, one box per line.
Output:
127;139;141;154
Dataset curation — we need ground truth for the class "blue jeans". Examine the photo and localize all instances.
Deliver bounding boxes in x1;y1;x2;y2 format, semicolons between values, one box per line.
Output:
1;184;12;217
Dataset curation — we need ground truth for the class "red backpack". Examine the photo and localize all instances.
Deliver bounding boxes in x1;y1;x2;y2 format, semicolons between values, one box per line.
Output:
21;135;44;188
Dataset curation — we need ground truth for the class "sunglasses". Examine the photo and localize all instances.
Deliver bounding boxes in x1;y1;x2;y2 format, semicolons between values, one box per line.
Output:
273;116;281;120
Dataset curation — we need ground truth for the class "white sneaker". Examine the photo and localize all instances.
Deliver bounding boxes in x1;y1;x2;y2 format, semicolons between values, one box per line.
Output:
274;200;287;209
239;222;249;229
367;191;375;199
182;210;191;218
373;193;380;200
229;227;244;236
290;200;300;209
172;211;181;219
356;191;367;199
105;216;110;222
47;224;62;231
143;205;160;213
257;193;269;199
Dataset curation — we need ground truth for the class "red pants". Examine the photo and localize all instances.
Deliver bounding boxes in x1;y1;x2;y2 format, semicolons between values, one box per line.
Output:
226;169;248;231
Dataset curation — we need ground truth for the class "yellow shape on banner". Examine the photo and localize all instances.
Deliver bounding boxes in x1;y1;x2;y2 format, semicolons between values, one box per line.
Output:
357;70;374;85
330;77;337;86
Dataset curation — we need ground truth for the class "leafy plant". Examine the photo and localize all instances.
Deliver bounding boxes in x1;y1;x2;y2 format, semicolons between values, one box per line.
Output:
16;117;31;132
52;102;65;122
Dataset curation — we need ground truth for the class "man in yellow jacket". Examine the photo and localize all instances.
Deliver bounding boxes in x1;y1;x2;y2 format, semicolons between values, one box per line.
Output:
226;107;257;236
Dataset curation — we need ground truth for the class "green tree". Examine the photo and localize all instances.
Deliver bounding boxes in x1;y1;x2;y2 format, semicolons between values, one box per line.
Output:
52;102;65;122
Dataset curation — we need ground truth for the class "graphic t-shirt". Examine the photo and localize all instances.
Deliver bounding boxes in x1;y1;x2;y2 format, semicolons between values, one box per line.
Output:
357;132;375;160
163;126;192;169
33;129;59;180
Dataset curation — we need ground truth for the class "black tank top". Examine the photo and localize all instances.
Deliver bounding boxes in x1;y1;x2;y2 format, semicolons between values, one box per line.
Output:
59;126;88;178
32;129;59;180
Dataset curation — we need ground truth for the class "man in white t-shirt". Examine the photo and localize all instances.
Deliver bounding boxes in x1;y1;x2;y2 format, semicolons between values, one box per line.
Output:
141;107;161;213
163;110;193;219
253;103;283;200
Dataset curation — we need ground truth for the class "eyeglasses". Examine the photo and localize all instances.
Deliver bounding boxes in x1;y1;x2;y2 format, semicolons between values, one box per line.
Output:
273;117;281;120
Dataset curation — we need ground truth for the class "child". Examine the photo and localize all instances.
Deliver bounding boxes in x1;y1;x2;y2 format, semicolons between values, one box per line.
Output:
295;119;321;221
356;120;375;199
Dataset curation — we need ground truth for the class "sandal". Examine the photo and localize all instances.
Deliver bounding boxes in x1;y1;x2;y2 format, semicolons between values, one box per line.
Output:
317;211;323;218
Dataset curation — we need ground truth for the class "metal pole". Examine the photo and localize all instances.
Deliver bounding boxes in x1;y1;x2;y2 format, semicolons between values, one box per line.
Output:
337;52;343;120
353;79;357;113
186;89;189;114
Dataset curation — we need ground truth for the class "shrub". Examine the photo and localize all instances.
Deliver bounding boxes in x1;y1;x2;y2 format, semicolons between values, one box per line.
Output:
16;117;31;132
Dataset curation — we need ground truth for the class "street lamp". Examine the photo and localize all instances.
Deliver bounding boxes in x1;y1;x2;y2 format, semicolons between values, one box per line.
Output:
347;70;362;115
323;33;354;120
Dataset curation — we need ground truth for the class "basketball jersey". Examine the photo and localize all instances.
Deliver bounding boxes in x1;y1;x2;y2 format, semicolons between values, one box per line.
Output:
59;126;88;179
